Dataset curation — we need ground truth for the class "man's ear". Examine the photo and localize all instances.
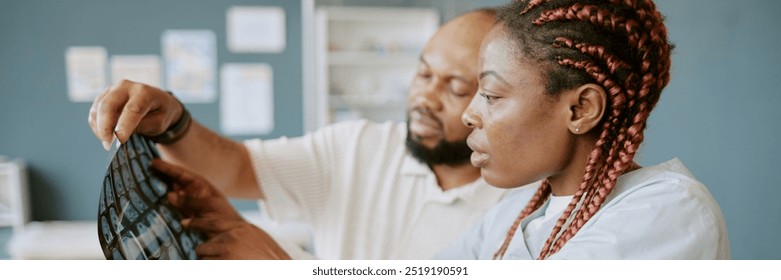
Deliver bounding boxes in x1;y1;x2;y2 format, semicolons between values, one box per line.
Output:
561;83;606;135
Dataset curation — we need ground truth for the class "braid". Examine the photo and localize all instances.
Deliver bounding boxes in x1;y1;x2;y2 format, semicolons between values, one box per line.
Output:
492;180;551;259
520;0;553;15
494;0;672;259
553;38;637;90
535;151;600;259
540;57;628;258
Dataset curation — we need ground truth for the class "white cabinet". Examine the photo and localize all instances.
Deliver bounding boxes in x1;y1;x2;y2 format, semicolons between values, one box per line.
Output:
310;6;439;129
0;158;30;235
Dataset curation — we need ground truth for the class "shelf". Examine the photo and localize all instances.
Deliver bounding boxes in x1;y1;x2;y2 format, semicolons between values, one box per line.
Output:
311;6;439;129
320;7;439;24
330;94;407;109
0;213;11;227
0;159;29;232
328;51;419;66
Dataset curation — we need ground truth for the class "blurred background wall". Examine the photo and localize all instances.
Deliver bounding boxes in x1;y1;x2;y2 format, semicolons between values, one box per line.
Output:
0;0;779;259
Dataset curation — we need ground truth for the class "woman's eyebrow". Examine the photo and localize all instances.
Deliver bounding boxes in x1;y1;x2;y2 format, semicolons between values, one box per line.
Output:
479;70;510;85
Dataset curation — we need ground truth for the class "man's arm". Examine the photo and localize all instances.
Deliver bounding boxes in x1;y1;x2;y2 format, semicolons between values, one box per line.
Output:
89;79;262;199
157;121;261;199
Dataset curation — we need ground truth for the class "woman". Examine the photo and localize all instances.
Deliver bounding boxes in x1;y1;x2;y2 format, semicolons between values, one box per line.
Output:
436;0;729;259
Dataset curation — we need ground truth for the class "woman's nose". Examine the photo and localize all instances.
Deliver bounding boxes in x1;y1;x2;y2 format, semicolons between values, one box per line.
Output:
462;101;481;129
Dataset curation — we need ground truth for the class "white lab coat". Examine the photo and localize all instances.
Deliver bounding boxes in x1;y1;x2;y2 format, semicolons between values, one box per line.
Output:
436;158;730;259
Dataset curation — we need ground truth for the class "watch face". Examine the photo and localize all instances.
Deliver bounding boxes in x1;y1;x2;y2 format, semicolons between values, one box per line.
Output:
98;134;204;260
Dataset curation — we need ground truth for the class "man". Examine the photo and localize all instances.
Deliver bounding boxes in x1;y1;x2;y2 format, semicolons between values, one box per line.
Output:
89;8;504;259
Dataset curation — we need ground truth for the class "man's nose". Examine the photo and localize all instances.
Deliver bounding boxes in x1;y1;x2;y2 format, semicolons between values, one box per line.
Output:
411;80;444;112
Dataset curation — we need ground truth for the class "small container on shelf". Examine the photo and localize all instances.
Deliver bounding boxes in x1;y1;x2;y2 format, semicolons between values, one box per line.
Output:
313;6;439;127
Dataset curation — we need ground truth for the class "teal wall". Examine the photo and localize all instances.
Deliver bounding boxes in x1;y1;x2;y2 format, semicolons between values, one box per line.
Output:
0;0;302;220
643;0;781;260
0;0;779;259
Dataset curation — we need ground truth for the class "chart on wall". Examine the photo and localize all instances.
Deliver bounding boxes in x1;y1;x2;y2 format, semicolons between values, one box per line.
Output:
97;134;205;260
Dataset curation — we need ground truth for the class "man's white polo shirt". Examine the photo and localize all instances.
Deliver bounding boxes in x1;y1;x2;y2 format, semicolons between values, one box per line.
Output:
244;120;509;259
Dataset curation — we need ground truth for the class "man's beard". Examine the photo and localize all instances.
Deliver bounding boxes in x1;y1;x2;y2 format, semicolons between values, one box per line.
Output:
405;123;472;166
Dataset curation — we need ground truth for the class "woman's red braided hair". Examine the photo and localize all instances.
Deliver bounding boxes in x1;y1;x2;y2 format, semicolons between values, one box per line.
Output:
494;0;673;259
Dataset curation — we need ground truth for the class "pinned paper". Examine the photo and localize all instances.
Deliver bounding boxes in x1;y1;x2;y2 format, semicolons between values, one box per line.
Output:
227;6;286;53
110;55;162;87
220;63;274;135
65;46;107;102
162;30;217;103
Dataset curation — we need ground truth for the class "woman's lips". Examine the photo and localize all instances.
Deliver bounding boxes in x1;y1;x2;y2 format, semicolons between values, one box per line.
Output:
470;152;490;167
466;137;489;167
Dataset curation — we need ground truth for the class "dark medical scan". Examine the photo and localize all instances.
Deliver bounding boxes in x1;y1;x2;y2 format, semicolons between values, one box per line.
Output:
98;134;204;260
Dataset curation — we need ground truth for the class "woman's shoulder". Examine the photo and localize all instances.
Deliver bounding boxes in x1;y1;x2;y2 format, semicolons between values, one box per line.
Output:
614;158;709;196
575;158;730;259
606;158;723;221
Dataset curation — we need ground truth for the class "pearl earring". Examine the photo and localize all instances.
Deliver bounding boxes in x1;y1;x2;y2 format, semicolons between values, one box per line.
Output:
575;128;580;133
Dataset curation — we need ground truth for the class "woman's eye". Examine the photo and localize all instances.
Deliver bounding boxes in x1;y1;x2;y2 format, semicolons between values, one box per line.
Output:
479;92;498;103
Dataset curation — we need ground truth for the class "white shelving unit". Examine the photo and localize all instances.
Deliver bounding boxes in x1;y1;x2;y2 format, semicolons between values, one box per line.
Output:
0;158;30;236
310;6;439;129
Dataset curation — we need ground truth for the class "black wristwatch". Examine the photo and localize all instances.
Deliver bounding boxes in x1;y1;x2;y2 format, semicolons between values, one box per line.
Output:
150;93;192;144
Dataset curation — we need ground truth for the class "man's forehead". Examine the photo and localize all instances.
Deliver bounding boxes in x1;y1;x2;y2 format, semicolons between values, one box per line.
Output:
424;14;494;58
420;48;475;82
437;13;494;42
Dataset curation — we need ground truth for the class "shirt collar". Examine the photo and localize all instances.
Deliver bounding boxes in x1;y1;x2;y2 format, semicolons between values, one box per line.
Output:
401;153;505;204
401;153;430;176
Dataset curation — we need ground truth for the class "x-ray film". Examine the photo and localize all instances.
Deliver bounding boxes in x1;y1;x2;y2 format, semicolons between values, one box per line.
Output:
98;134;205;260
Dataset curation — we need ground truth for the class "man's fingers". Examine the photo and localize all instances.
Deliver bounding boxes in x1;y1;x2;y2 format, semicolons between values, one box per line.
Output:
183;217;243;234
190;225;287;260
92;80;173;147
150;159;200;186
88;87;112;148
166;190;185;209
195;241;227;259
167;188;208;216
114;86;157;143
95;89;131;148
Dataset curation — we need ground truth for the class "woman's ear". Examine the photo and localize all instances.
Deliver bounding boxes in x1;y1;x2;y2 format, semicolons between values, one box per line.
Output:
563;83;606;135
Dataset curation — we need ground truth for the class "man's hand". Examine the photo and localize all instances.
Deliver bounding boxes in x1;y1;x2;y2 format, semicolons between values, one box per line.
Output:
185;218;292;260
151;159;290;260
151;159;243;221
88;80;183;150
